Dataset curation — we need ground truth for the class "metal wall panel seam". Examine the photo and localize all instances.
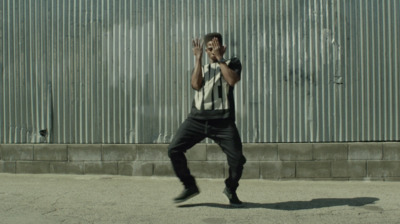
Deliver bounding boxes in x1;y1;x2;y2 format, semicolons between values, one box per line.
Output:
261;0;267;142
258;0;264;141
66;0;71;143
292;0;298;142
380;1;386;140
50;0;56;143
285;0;290;142
0;0;3;142
377;1;384;140
103;0;108;143
370;0;376;140
78;0;83;143
328;0;334;141
250;0;255;142
121;0;125;143
47;0;54;143
12;0;17;142
266;0;272;142
366;0;373;140
301;0;307;142
350;0;356;141
327;0;333;142
4;0;8;142
0;1;2;141
84;0;89;143
108;0;113;143
394;0;400;139
318;0;323;142
155;0;161;142
387;0;394;140
359;0;365;140
72;0;77;143
112;0;117;143
91;0;96;143
297;0;304;142
356;0;362;140
60;0;65;143
17;0;23;143
30;0;36;142
364;0;370;140
377;0;383;140
308;0;314;142
6;0;11;142
326;0;331;141
279;0;283;142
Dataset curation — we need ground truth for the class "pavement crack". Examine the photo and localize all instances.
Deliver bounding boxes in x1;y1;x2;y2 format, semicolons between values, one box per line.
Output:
52;197;63;207
5;207;13;212
42;196;63;216
42;208;58;215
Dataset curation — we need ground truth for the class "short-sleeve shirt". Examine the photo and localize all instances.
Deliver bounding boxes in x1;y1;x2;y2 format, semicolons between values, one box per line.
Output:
189;57;242;121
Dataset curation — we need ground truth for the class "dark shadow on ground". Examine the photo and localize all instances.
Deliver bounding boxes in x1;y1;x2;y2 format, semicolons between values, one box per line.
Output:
178;197;379;210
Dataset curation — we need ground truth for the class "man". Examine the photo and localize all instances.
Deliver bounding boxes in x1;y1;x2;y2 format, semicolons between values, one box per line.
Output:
168;32;246;207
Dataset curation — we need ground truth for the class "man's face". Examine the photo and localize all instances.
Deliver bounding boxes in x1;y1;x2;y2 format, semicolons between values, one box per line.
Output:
205;41;217;61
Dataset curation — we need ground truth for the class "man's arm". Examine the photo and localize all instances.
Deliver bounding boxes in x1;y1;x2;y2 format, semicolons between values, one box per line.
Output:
191;38;203;90
191;58;203;90
211;37;240;86
218;62;240;86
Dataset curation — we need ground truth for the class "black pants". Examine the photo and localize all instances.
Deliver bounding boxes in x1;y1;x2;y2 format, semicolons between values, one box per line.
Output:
168;117;246;192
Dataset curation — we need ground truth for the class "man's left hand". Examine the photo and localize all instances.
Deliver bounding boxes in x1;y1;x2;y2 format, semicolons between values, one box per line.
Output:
211;37;226;61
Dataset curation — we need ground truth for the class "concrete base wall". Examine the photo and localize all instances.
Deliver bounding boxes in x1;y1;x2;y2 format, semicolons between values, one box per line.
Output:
1;143;400;181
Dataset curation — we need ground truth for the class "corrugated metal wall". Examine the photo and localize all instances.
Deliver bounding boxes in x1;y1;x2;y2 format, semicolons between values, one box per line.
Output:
1;0;399;144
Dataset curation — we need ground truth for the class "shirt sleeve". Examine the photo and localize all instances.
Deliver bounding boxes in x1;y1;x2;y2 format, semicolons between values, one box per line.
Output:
228;57;242;77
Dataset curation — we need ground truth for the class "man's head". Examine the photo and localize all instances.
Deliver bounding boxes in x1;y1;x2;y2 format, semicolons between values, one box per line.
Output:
204;33;223;62
204;32;223;46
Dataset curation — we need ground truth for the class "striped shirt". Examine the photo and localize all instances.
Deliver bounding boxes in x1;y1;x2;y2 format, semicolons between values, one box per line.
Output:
189;57;242;121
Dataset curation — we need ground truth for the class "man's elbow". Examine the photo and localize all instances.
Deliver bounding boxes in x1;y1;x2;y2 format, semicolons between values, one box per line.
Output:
191;83;202;91
228;76;240;86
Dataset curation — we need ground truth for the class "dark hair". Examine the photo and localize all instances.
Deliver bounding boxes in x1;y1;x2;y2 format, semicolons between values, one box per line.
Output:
204;32;223;45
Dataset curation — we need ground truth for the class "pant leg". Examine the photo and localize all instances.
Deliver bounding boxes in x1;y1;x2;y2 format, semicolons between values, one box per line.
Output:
168;118;206;188
208;120;246;192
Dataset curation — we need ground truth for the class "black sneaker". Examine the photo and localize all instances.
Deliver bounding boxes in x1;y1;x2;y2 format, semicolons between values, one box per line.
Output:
223;187;244;207
173;186;200;203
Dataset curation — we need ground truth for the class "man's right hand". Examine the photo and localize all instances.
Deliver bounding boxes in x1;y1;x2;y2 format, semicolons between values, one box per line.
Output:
191;38;204;90
192;38;203;60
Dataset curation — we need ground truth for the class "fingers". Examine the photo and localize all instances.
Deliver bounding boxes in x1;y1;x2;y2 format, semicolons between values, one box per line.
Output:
212;37;220;47
192;38;203;58
192;38;204;47
211;37;221;53
222;45;227;54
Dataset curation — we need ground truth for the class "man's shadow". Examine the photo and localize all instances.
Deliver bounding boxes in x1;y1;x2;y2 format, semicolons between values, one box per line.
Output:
178;197;379;210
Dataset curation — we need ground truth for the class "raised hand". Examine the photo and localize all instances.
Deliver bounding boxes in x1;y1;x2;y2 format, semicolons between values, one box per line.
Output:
211;37;226;60
192;38;203;60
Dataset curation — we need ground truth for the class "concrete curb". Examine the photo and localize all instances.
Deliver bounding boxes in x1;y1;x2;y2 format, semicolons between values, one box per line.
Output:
1;142;400;180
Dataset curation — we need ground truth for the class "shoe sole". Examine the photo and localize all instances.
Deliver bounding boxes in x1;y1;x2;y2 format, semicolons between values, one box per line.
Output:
223;189;245;208
173;192;199;204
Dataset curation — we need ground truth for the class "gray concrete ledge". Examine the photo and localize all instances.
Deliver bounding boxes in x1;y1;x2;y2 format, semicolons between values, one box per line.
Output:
1;142;400;180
